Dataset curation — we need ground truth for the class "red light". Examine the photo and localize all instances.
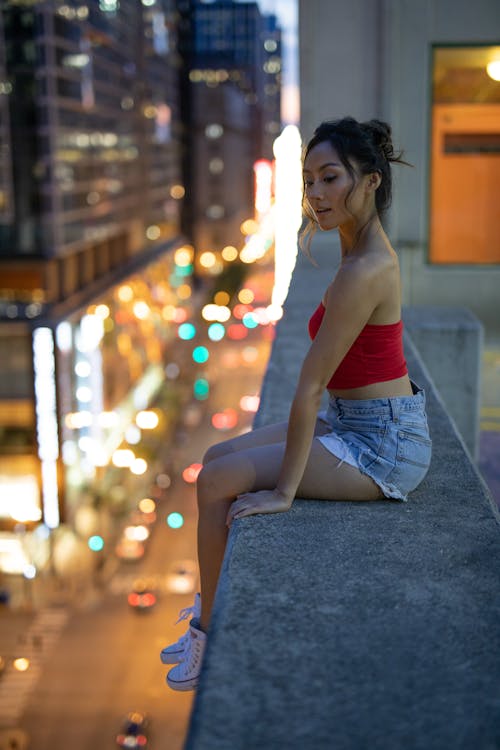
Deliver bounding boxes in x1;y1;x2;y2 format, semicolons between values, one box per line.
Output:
227;324;248;340
182;463;203;483
128;593;140;606
211;408;238;430
233;303;252;320
137;736;148;747
141;593;156;607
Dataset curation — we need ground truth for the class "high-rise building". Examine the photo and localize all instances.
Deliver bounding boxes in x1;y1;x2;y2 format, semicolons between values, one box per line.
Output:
179;0;281;253
0;0;190;572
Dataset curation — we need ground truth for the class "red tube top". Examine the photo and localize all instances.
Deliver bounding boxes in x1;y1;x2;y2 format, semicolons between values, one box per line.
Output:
308;301;408;389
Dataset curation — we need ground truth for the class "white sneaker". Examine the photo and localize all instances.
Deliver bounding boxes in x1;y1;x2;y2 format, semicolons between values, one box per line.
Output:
166;620;207;691
160;593;201;665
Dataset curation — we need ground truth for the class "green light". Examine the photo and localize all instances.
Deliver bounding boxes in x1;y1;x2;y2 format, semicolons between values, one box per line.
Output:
167;512;184;529
243;312;258;329
175;264;193;277
192;346;209;363
178;322;196;340
194;378;210;400
208;323;225;341
88;535;104;552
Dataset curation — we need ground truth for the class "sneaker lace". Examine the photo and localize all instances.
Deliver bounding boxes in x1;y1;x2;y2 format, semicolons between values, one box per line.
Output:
175;602;196;625
180;632;204;673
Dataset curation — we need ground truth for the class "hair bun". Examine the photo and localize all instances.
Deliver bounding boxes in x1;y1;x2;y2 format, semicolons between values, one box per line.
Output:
363;119;395;161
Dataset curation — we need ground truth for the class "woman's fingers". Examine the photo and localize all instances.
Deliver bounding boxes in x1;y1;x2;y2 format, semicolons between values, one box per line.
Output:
226;497;253;526
226;490;291;526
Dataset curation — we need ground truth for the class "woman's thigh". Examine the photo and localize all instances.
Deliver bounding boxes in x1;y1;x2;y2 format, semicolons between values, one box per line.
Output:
203;417;329;463
198;436;383;503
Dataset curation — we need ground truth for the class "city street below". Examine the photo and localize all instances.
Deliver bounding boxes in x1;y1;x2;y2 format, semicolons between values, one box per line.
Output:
0;265;275;750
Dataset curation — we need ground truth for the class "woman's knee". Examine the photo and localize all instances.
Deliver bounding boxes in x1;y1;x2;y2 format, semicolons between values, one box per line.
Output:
203;440;233;465
197;460;226;506
197;451;257;507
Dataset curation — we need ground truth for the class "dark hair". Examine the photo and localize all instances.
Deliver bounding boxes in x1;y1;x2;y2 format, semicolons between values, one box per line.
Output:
300;116;410;255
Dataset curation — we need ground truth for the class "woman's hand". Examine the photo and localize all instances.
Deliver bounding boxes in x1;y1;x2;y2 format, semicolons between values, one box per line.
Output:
226;489;292;527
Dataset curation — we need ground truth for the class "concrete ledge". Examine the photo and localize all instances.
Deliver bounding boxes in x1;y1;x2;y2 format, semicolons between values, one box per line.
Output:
185;244;500;750
403;306;483;461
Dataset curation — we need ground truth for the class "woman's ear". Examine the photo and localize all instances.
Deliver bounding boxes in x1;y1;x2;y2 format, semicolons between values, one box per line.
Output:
368;171;382;191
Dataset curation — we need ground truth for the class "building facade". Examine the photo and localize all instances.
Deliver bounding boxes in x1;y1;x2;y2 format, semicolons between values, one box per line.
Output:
0;0;190;573
299;0;500;330
179;0;281;253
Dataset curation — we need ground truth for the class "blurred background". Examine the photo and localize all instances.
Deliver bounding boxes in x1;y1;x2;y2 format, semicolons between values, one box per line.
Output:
0;1;498;748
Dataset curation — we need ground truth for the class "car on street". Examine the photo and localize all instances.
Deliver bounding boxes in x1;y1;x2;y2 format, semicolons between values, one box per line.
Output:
115;710;149;747
127;578;157;611
115;537;145;562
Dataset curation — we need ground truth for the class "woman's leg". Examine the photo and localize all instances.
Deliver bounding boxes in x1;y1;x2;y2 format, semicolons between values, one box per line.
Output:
196;436;383;631
203;416;331;464
202;421;288;463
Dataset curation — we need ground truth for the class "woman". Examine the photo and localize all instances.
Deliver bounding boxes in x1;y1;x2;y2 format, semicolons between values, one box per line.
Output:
161;116;432;691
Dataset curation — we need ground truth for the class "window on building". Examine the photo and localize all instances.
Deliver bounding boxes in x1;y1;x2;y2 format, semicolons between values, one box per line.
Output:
429;45;500;264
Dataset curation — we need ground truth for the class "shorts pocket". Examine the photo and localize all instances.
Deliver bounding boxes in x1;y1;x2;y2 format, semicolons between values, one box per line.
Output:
384;429;432;495
397;430;432;468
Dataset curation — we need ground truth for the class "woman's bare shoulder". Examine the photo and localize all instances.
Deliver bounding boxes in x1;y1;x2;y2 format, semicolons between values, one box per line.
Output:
323;247;398;312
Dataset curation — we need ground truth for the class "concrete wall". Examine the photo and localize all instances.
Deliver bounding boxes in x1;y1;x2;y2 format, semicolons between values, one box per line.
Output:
403;306;483;460
185;239;500;750
299;0;500;330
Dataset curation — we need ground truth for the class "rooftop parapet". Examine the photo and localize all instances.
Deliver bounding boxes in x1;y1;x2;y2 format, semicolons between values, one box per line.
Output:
185;242;500;750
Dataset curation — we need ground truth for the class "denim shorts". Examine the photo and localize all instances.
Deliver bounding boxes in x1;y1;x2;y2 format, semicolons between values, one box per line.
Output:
317;381;432;501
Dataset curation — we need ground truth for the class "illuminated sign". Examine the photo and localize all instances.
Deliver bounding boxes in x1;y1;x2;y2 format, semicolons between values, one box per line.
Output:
33;328;60;529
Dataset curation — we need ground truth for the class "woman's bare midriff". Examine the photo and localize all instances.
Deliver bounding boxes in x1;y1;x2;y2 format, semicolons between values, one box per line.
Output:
328;373;413;401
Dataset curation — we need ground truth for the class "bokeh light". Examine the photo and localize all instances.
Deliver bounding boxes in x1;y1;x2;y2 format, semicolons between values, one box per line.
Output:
167;512;184;529
240;395;260;412
199;251;216;269
95;304;110;319
182;463;203;483
238;288;255;304
214;290;230;306
124;525;149;542
133;301;150;320
194;378;210;400
136;410;159;429
23;564;37;579
242;346;259;363
233;303;252;320
192;346;209;363
242;312;259;329
175;246;194;266
112;449;135;468
139;498;156;514
88;535;104;551
178;322;197;340
177;284;192;300
228;324;248;340
208;323;225;341
156;472;171;488
117;284;134;302
130;458;148;475
165;363;180;379
240;218;258;235
125;425;141;445
222;245;238;261
170;184;185;199
211;408;238;430
202;303;231;322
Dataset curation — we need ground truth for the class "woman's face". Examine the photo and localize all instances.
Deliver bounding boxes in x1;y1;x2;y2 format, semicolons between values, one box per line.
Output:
303;140;369;230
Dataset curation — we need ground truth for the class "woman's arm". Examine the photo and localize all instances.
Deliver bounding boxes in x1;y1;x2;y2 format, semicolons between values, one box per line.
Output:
276;257;383;500
227;257;385;523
